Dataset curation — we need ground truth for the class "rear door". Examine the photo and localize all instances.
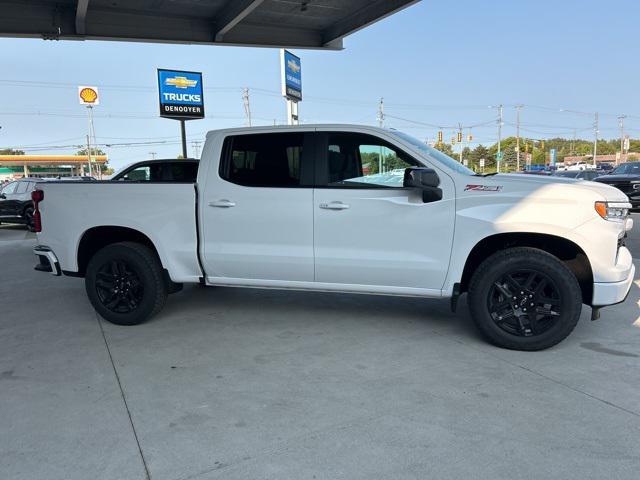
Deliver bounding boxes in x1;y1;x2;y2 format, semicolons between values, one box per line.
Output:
201;131;315;282
312;130;455;292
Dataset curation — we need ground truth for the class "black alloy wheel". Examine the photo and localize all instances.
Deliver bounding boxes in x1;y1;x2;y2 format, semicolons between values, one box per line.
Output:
95;259;144;314
487;269;560;337
85;242;167;325
468;247;582;351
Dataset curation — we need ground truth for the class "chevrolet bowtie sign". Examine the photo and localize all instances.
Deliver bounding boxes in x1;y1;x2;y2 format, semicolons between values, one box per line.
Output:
157;69;205;119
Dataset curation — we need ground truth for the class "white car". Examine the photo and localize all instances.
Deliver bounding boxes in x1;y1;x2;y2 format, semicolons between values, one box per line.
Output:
31;125;634;351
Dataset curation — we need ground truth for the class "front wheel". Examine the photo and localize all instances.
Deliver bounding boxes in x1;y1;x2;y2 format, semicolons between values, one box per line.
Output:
467;247;582;351
85;242;167;325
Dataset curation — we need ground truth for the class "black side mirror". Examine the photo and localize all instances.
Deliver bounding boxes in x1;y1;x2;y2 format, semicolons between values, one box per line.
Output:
0;193;5;199
403;167;442;203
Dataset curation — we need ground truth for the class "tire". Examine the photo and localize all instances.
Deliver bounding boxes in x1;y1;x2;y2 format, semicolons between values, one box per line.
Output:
467;247;582;351
24;206;35;232
85;242;167;326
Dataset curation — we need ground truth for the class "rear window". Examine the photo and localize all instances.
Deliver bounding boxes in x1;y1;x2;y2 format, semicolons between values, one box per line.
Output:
169;162;198;182
15;182;30;194
220;133;304;187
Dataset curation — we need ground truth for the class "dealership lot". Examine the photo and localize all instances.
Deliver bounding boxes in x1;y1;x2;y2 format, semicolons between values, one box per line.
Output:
1;222;639;480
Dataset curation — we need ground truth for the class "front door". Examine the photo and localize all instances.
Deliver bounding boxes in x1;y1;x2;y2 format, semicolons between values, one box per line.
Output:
313;131;455;292
201;131;315;283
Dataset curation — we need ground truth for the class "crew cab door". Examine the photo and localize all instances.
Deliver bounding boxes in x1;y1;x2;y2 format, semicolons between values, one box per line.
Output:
201;131;315;282
313;130;455;292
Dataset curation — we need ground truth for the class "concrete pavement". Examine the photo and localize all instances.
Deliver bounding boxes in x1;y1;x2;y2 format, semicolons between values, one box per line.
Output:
1;222;639;480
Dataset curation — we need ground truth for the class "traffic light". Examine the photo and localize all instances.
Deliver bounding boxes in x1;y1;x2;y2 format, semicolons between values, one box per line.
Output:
467;134;473;142
451;136;456;145
457;131;463;143
437;130;443;143
541;140;545;150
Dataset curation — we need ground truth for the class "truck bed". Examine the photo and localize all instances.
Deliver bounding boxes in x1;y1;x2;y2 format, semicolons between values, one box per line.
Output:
36;182;202;283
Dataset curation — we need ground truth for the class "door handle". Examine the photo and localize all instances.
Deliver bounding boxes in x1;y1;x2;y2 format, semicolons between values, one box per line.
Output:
319;201;350;210
209;199;236;208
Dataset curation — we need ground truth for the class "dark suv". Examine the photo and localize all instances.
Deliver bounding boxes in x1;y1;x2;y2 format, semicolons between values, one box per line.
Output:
0;178;46;230
594;161;640;210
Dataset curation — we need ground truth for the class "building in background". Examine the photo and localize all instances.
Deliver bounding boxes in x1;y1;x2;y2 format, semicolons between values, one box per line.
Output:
0;155;108;180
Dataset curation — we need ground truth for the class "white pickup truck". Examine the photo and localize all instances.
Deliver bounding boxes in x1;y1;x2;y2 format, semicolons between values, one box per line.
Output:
32;125;635;351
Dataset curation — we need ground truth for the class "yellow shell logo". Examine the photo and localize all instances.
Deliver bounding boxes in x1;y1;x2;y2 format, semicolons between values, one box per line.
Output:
79;87;98;104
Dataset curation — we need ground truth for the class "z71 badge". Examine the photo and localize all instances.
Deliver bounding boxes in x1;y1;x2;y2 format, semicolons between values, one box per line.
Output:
464;184;503;192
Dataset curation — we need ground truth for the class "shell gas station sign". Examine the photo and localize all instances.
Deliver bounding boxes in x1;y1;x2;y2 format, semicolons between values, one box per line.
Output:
78;85;100;105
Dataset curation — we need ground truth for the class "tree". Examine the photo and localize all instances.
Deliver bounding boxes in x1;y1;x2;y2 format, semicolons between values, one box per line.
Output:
77;147;109;173
0;148;25;155
433;143;455;157
76;147;106;157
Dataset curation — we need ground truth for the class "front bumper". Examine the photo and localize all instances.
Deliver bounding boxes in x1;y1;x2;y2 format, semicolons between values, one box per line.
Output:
34;246;61;276
592;249;635;306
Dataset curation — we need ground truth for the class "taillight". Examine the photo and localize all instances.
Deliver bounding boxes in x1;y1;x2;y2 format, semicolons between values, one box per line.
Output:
32;189;44;202
31;189;44;233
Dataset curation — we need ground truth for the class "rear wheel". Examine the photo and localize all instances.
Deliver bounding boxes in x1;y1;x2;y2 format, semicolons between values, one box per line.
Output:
24;206;35;232
85;242;167;325
468;247;582;351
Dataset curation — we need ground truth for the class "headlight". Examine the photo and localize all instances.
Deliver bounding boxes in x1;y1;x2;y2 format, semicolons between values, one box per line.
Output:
594;201;630;221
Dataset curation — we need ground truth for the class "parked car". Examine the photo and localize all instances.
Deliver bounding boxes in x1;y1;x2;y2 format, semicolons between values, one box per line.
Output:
111;159;199;182
594;161;640;209
0;178;48;230
564;161;596;171
31;125;634;351
552;170;600;181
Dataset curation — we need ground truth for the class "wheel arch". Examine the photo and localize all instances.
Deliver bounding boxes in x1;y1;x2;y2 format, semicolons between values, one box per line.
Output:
76;226;162;277
459;232;594;305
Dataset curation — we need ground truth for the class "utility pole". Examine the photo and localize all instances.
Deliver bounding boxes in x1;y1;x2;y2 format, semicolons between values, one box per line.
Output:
242;88;252;127
496;104;503;172
377;97;385;128
458;123;463;163
377;98;385;173
149;151;157;160
593;112;599;167
515;104;523;171
191;141;202;159
618;115;626;164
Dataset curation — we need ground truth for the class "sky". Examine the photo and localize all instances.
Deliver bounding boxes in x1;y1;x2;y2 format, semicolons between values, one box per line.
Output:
0;0;639;171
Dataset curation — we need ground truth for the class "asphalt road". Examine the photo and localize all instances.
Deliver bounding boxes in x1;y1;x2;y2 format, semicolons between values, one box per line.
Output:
1;220;639;480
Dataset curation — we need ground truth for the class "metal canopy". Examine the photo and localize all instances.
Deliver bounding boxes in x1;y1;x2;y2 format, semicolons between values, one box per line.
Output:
0;0;419;49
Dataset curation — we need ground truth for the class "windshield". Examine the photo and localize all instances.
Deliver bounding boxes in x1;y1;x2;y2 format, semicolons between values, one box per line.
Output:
611;162;640;175
388;130;476;175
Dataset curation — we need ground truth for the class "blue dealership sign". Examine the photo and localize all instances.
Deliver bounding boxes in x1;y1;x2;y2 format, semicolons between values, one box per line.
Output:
280;50;302;101
549;148;557;166
157;69;204;119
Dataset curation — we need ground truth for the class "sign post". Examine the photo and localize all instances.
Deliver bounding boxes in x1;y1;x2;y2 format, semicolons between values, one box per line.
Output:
157;69;204;158
78;86;100;177
280;50;302;125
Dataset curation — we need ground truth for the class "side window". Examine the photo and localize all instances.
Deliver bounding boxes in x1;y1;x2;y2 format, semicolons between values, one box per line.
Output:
169;162;199;182
15;182;29;194
2;182;17;194
324;133;420;188
220;133;305;187
120;163;162;182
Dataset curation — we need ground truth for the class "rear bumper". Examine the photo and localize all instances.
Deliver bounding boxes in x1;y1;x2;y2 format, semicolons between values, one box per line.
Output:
34;246;61;276
592;261;635;307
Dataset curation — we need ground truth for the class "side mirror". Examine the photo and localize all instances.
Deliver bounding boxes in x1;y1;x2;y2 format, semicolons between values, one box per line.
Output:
0;193;5;199
403;167;442;203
